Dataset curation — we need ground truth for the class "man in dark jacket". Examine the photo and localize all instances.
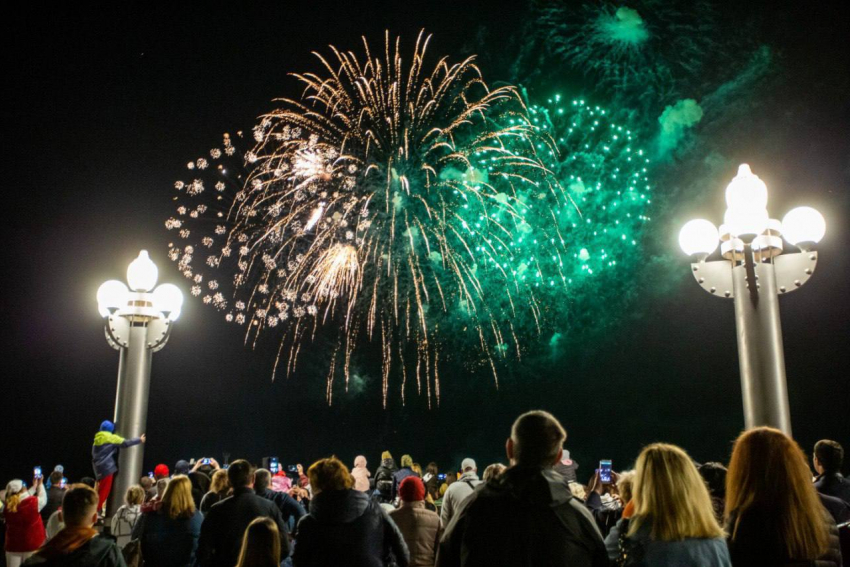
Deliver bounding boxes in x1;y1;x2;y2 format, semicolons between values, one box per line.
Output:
41;470;65;525
437;410;608;567
196;460;290;566
254;468;306;531
25;484;125;566
293;457;409;567
813;439;850;504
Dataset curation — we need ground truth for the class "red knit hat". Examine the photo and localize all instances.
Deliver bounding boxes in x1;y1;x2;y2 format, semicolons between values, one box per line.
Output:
398;476;425;502
154;464;170;478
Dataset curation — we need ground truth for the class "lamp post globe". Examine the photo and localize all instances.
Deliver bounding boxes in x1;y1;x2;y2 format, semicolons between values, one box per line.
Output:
98;250;182;518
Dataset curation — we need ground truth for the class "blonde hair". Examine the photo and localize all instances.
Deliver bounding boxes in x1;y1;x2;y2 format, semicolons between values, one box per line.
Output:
236;517;280;567
617;470;636;503
308;457;353;493
210;469;231;494
4;490;25;513
628;443;724;541
726;427;828;559
161;475;196;519
126;485;145;506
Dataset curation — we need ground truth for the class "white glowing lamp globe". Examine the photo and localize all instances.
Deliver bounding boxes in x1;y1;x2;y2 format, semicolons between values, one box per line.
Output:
97;280;129;317
153;283;184;321
725;164;768;212
782;206;826;246
127;250;158;292
724;207;769;238
679;219;719;256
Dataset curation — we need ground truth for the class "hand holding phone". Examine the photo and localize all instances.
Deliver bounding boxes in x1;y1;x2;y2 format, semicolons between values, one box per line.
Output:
33;466;43;480
599;460;612;484
202;458;211;465
60;477;67;489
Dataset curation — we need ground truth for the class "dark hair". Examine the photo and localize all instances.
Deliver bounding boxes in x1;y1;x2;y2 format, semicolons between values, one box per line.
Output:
698;462;727;498
62;484;99;525
49;471;63;485
254;468;272;491
227;460;255;488
814;440;843;473
79;477;96;488
426;462;438;476
510;410;566;467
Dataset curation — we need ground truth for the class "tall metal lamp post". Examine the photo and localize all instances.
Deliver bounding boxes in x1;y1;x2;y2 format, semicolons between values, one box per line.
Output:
97;250;183;517
678;164;825;435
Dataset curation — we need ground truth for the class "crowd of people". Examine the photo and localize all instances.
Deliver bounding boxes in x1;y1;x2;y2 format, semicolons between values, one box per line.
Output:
1;411;848;566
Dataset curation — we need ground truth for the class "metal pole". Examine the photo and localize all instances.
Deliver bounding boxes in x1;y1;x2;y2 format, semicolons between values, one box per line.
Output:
107;322;152;517
731;250;792;434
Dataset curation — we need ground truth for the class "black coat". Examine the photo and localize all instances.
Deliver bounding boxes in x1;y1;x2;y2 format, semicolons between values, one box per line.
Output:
726;505;842;567
437;465;609;567
293;488;409;567
196;486;290;567
374;460;397;503
255;487;306;529
816;473;850;506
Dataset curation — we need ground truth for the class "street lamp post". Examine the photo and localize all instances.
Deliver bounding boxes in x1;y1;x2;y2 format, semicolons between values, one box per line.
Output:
97;251;183;517
679;165;826;435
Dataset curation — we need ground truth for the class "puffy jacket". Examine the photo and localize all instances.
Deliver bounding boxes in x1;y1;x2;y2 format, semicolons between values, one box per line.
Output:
352;457;372;493
196;486;290;567
437;465;608;567
91;432;141;480
293;488;409;567
5;495;47;553
132;508;203;567
374;459;397;502
726;505;843;567
389;501;441;567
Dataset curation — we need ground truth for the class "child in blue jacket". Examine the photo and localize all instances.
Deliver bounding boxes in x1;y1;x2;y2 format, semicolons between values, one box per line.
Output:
91;420;145;512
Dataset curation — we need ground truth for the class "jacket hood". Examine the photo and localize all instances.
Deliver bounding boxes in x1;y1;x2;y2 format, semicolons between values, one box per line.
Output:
310;488;371;524
354;455;367;468
490;465;572;507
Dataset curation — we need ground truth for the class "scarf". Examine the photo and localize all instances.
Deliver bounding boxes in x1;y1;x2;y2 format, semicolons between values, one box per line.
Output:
35;526;98;559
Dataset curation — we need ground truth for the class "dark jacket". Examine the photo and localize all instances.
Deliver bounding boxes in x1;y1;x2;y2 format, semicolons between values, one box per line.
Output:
91;432;141;480
131;508;203;567
41;487;65;525
819;492;850;525
437;465;608;567
255;487;306;530
293;488;409;567
393;468;418;500
187;471;211;511
816;473;850;505
23;534;126;567
374;459;397;502
726;505;842;567
196;486;290;567
199;490;226;515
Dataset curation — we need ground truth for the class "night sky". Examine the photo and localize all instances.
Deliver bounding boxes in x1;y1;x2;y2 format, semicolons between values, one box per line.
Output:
4;1;848;485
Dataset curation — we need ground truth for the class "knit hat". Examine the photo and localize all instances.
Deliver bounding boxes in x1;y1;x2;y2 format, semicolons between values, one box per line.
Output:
461;458;477;471
381;451;393;460
400;454;413;468
6;479;24;495
398;476;425;502
99;420;115;433
154;464;170;478
174;460;191;475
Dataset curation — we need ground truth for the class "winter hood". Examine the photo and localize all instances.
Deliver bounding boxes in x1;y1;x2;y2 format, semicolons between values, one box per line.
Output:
309;488;371;524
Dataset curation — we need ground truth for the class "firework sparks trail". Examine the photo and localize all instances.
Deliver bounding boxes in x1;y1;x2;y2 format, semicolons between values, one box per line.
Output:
168;31;577;406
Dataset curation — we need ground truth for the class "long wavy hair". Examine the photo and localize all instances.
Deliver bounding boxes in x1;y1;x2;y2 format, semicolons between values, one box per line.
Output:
726;427;828;559
628;443;725;541
161;475;196;520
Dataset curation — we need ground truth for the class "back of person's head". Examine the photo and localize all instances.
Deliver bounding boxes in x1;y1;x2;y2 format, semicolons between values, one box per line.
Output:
154;464;170;479
308;457;353;494
354;455;367;468
381;451;393;461
400;454;413;468
49;470;63;486
210;469;231;494
156;478;169;497
161;475;196;519
616;470;636;503
509;410;566;467
814;439;843;474
227;460;255;488
62;484;99;527
79;477;96;489
483;463;506;482
399;476;426;502
630;443;724;541
99;420;115;433
426;462;438;476
254;468;272;491
125;485;145;507
411;463;422;476
698;461;727;498
175;460;191;475
4;480;27;513
236;516;281;567
140;476;153;490
727;427;828;559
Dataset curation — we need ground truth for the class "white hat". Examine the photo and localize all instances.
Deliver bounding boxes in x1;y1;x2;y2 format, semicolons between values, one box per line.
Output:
461;458;477;471
6;480;24;495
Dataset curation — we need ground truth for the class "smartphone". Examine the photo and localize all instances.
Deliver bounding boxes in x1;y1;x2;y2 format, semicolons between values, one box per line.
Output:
34;466;43;479
148;471;154;478
599;460;613;484
60;477;67;489
202;458;211;465
438;473;447;481
269;458;279;474
287;465;297;473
